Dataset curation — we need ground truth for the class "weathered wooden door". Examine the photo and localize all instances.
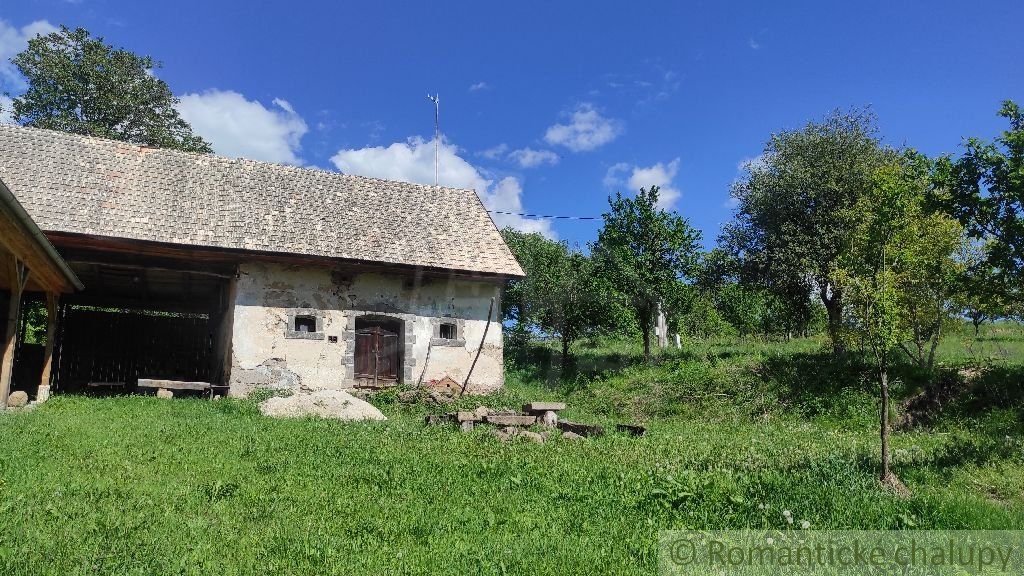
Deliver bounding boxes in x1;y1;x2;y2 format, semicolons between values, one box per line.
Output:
354;326;399;385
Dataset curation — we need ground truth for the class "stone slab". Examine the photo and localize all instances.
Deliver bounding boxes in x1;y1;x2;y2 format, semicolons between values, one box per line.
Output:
485;414;537;427
455;411;481;422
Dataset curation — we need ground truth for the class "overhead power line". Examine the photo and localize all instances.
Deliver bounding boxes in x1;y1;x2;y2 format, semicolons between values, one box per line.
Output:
487;210;600;221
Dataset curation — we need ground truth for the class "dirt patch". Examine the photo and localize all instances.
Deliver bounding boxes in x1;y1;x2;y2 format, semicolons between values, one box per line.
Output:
259;389;386;421
893;368;982;431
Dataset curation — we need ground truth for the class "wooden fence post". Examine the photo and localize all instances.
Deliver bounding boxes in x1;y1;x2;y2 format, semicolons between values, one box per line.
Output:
0;255;27;408
37;291;58;402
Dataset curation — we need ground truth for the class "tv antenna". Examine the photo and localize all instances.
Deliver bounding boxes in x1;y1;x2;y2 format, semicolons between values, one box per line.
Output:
427;94;439;186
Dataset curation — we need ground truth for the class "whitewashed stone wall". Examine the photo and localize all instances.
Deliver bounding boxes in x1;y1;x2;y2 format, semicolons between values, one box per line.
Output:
228;262;504;396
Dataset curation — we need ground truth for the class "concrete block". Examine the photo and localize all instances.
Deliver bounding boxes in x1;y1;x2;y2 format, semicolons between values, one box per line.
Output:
455;411;480;422
156;388;174;399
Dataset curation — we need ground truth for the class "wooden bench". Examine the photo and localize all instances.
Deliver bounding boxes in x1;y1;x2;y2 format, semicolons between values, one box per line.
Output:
137;379;228;399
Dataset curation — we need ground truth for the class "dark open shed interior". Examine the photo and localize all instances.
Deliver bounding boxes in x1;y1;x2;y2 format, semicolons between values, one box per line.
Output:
41;241;237;395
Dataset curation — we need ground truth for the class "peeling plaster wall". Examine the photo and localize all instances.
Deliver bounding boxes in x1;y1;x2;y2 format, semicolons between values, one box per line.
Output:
228;262;504;397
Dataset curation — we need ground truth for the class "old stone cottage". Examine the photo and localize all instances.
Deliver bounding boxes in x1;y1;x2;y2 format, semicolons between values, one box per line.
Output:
0;124;523;401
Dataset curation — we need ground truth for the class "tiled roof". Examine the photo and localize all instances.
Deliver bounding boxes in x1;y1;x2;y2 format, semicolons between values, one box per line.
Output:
0;124;524;276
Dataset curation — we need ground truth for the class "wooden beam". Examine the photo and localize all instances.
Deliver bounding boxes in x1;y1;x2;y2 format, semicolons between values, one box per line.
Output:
47;232;514;283
37;291;58;401
137;379;211;391
0;255;27;407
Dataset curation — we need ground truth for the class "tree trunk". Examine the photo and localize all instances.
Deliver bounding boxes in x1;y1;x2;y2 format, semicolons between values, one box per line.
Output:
972;316;982;336
820;284;845;357
879;364;891;482
561;334;570;371
926;321;941;373
640;308;652;363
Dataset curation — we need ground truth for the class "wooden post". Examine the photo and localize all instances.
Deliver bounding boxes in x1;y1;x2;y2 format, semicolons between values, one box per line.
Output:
37;291;58;402
0;256;27;408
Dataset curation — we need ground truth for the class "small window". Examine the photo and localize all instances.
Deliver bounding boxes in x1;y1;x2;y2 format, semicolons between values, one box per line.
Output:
439;322;457;340
294;315;317;333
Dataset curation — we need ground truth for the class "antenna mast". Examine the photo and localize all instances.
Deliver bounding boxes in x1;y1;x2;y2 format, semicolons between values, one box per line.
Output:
427;94;439;186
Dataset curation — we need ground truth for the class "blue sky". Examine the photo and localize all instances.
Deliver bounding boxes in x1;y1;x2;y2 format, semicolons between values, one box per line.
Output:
1;0;1022;247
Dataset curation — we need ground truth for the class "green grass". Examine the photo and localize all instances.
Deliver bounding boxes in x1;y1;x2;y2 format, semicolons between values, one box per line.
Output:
2;324;1023;574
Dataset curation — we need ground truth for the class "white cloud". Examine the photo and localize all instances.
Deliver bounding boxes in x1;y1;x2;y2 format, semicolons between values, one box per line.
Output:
177;90;308;165
479;143;509;160
604;158;682;208
603;162;630;187
331;136;554;237
507;147;559;168
468;81;489;92
0;19;57;90
748;38;761;50
0;95;13;124
544;103;623;152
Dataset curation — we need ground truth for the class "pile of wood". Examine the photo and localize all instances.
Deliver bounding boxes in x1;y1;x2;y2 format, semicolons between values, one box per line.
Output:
425;401;643;444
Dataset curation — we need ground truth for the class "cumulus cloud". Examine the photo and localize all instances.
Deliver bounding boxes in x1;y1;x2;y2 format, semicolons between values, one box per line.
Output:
544;103;623;152
507;147;559;168
0;19;57;90
604;158;682;208
331;136;554;237
177;90;308;165
468;81;489;91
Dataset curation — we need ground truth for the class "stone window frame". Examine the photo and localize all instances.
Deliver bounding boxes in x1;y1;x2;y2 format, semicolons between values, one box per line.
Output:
341;309;417;384
284;308;326;340
430;316;466;347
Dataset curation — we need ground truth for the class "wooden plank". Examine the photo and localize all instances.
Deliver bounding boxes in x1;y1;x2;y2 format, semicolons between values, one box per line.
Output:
557;420;605;437
523;402;567;412
137;378;211;391
616;423;646;437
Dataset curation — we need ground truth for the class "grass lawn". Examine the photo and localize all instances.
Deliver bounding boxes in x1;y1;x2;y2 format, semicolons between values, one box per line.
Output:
1;324;1023;574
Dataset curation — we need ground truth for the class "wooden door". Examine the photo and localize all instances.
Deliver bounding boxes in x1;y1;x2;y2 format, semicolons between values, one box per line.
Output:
354;326;399;384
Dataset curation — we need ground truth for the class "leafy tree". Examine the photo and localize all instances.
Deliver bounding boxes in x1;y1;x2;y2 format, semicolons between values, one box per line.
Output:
593;186;702;361
8;26;211;153
725;109;888;355
501;229;620;368
938;101;1024;280
840;151;961;485
952;241;1009;335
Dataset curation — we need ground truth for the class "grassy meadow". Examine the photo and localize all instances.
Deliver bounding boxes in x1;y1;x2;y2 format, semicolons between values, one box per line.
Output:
1;323;1023;574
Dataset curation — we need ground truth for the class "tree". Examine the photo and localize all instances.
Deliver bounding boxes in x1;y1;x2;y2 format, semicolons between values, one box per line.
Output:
593;186;702;362
840;151;961;485
8;26;211;153
725;109;888;355
938;101;1024;281
501;229;620;368
952;241;1009;336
